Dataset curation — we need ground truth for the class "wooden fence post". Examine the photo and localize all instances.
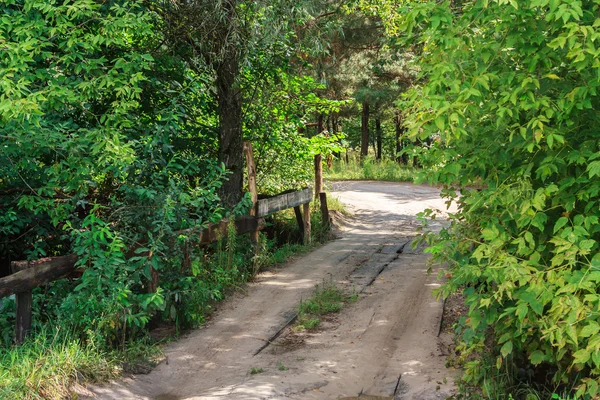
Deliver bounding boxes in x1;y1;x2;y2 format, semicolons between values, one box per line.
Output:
243;141;259;243
10;261;32;345
294;206;304;241
314;154;323;199
303;202;311;245
319;192;330;227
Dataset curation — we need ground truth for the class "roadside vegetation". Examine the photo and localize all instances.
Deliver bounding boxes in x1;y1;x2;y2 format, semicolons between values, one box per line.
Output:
0;331;161;400
0;204;341;399
1;0;380;398
362;1;600;398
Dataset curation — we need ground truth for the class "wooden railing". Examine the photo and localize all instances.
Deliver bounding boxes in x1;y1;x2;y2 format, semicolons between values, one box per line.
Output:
1;141;330;344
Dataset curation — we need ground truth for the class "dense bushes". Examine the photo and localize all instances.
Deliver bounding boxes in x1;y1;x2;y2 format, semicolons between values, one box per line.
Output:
0;0;235;347
361;0;600;397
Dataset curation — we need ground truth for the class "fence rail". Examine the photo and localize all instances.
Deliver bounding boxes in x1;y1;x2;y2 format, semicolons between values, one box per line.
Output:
1;140;329;345
257;187;312;217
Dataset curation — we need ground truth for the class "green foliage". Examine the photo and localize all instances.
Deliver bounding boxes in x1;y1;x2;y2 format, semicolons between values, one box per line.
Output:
60;212;165;346
325;155;416;182
246;71;348;195
249;367;264;375
0;329;162;400
0;207;328;399
365;0;600;397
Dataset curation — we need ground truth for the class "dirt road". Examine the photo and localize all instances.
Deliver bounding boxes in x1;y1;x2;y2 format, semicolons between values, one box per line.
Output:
88;181;458;400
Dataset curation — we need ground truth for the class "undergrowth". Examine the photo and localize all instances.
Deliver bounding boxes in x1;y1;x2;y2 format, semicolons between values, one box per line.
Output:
0;193;348;399
442;288;583;400
325;155;416;182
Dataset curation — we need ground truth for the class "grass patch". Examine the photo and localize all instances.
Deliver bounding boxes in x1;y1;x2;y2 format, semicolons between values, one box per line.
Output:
249;367;264;375
0;329;162;400
278;361;288;371
325;156;416;182
325;195;351;217
295;280;357;331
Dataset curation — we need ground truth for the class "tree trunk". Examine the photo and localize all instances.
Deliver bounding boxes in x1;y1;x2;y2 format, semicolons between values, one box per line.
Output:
216;0;243;208
314;154;323;197
395;111;408;165
360;102;369;157
332;114;340;159
315;114;324;197
317;113;324;135
376;116;382;161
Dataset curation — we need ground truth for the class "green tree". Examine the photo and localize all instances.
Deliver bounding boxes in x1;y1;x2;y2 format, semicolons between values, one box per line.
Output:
0;0;229;344
365;0;600;396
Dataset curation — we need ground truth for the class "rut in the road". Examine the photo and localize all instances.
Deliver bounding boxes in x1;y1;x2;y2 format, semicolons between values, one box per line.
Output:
253;240;410;358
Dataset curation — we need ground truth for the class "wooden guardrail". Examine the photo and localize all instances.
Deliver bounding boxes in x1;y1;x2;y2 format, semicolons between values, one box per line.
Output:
257;187;314;244
1;188;315;344
1;140;329;345
257;187;312;217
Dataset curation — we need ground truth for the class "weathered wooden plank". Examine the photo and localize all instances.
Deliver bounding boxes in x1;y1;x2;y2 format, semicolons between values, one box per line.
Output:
256;187;312;217
314;154;323;198
3;255;79;298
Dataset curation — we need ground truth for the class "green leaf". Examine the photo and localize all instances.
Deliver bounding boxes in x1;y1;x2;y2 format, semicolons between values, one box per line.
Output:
532;212;548;231
434;116;445;131
587;161;600;178
530;350;546;365
554;217;569;233
588;379;599;397
580;322;600;338
516;303;528;320
482;228;497;241
501;341;513;358
573;349;590;364
580;239;596;251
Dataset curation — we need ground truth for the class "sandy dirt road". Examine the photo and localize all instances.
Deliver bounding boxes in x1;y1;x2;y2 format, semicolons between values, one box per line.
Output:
88;181;458;400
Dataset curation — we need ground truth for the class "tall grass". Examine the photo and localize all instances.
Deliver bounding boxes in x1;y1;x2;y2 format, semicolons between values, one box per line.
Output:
325;155;416;182
0;328;165;400
0;330;118;400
